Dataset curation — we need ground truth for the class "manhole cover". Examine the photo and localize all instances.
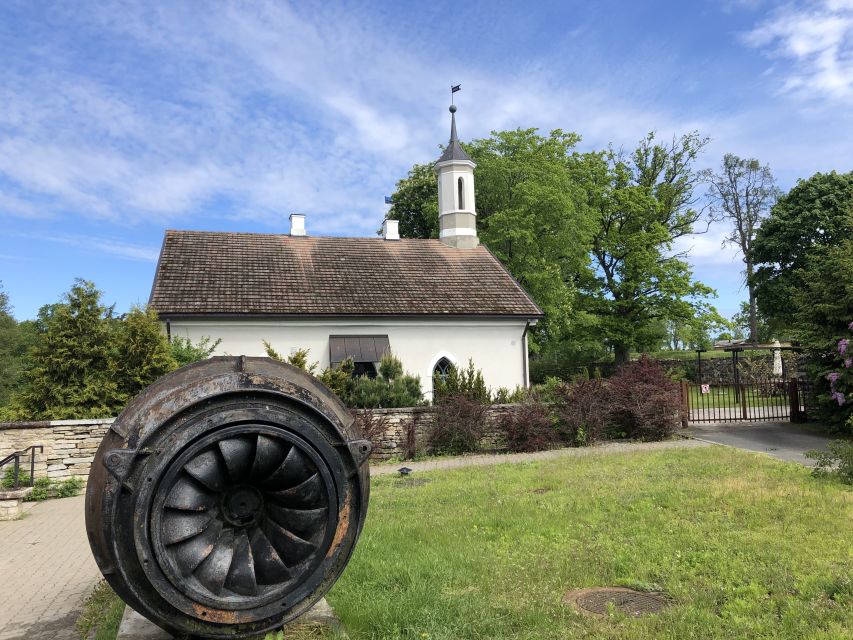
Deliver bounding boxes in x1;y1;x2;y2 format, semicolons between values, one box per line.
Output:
564;587;668;617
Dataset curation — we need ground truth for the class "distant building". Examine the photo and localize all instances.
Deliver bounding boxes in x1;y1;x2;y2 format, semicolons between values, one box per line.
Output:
149;106;542;400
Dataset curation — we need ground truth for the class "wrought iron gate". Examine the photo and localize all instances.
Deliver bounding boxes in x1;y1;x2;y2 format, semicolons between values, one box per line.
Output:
680;378;812;425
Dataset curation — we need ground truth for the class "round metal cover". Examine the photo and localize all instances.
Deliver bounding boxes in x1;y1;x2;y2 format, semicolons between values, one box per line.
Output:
564;587;668;617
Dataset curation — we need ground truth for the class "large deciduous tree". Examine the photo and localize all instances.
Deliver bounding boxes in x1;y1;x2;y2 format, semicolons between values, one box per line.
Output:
707;154;779;342
389;128;596;346
752;171;853;332
576;132;715;365
387;163;440;239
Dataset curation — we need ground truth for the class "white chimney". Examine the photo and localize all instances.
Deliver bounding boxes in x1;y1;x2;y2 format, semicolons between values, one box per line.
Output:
289;213;306;236
382;218;400;240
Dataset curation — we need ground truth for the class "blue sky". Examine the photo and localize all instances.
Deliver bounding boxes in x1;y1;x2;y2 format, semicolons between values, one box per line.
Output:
1;0;851;321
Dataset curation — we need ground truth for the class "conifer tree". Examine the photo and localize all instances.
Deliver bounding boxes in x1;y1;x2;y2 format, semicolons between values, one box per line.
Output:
12;279;119;419
112;306;177;403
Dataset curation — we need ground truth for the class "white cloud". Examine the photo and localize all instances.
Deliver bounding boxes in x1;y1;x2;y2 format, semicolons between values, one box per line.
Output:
39;233;160;262
743;0;853;102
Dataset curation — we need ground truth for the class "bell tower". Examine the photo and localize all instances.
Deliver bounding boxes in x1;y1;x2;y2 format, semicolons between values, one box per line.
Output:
434;104;478;248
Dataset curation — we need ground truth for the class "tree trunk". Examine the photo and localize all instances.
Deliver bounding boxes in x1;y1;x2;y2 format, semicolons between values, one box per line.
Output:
746;261;758;343
614;343;630;367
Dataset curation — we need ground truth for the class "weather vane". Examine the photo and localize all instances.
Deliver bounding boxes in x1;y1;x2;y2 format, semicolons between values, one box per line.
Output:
451;83;461;105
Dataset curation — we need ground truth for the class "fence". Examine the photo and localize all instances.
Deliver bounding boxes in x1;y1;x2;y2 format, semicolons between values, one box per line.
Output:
680;378;810;425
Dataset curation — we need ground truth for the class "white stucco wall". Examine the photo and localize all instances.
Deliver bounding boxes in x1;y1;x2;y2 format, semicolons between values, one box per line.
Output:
166;318;530;401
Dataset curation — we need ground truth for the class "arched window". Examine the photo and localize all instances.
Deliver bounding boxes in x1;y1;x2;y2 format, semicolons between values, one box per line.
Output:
457;177;464;210
433;357;454;397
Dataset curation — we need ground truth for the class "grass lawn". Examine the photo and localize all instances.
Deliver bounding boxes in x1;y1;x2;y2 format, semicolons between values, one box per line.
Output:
326;447;853;639
686;384;789;410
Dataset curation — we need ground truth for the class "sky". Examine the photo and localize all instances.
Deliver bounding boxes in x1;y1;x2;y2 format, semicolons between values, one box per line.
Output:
1;0;851;321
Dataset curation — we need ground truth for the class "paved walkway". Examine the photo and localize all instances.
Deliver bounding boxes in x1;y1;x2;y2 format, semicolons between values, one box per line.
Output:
684;421;834;465
0;495;101;640
370;438;710;476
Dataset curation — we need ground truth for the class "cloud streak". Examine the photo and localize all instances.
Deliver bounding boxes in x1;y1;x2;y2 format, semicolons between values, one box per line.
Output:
743;0;853;103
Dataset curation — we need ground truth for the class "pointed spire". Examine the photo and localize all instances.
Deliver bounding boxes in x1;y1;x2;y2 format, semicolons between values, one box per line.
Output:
436;104;473;164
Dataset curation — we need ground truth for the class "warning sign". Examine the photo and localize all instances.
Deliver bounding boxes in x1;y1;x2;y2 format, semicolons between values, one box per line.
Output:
700;384;710;394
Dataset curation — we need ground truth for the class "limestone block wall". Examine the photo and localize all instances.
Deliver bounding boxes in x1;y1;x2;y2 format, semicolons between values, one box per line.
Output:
0;419;113;484
355;404;516;460
0;405;520;479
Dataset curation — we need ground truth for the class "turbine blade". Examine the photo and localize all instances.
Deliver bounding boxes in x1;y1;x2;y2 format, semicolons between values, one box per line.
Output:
249;528;293;584
183;450;227;492
170;519;222;575
251;434;288;481
162;511;213;545
194;529;235;595
262;445;314;490
266;504;328;542
267;473;324;509
218;437;255;482
224;531;257;596
264;519;317;565
165;476;217;511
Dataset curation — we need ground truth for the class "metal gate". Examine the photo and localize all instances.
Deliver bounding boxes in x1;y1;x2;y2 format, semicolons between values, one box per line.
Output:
680;378;811;425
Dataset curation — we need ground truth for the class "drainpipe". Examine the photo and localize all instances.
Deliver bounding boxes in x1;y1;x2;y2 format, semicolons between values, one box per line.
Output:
522;321;531;389
165;319;172;343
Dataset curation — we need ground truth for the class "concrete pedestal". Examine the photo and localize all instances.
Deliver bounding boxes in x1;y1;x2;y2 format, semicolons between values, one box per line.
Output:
116;598;345;639
0;487;33;520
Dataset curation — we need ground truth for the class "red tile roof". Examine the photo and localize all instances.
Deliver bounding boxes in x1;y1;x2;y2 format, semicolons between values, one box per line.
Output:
149;231;542;318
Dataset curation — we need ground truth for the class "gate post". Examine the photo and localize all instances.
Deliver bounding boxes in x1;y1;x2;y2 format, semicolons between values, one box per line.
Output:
680;380;689;428
789;379;801;422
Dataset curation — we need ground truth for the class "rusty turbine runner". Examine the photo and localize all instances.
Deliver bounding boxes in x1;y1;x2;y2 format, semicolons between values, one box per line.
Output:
85;357;371;638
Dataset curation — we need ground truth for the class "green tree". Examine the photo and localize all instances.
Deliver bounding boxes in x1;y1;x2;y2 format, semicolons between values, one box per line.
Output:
387;163;440;239
388;128;596;345
0;283;33;410
753;171;853;332
112;306;177;403
707;154;780;342
730;301;773;343
170;335;221;368
576;132;716;364
11;279;120;419
790;239;853;431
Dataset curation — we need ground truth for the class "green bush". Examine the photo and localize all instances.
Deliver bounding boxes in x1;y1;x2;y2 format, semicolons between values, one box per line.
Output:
171;335;221;368
434;359;491;404
1;469;83;500
1;466;31;488
807;440;853;484
319;354;423;409
492;386;526;404
319;358;355;399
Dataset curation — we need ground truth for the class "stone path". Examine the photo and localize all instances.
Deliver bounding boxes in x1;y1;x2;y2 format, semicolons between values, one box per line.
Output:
370;438;710;476
0;494;100;640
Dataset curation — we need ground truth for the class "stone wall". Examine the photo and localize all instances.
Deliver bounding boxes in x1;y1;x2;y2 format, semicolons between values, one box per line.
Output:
0;405;520;479
354;404;516;460
0;419;113;484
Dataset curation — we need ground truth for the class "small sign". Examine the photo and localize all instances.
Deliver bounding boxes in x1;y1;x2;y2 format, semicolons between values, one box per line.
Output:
700;384;710;395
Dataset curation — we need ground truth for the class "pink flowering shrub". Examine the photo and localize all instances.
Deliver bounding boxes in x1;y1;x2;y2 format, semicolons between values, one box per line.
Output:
823;321;853;431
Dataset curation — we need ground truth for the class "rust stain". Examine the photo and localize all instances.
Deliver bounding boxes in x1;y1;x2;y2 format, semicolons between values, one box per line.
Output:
191;603;243;624
327;490;352;556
